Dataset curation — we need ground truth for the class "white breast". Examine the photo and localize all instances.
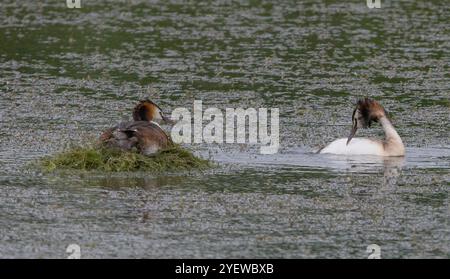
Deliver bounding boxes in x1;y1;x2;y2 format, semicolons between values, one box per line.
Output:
319;138;385;156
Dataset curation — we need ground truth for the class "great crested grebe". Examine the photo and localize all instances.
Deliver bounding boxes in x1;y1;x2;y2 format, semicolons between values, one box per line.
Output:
100;100;173;155
319;98;405;156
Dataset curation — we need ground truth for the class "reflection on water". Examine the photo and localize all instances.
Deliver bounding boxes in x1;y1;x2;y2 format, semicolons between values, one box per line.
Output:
382;157;404;189
213;146;447;173
92;175;179;190
0;0;449;258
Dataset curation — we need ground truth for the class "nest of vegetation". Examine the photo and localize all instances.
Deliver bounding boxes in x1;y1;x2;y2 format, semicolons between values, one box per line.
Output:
39;144;211;173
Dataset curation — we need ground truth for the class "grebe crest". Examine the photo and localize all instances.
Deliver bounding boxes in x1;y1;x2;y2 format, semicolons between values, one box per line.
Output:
347;98;387;144
132;99;173;123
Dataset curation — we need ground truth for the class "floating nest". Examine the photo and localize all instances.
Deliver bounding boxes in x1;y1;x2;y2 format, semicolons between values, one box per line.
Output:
39;144;211;173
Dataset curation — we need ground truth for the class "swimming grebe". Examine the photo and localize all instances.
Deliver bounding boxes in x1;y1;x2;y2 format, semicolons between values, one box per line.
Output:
100;100;173;155
319;98;405;156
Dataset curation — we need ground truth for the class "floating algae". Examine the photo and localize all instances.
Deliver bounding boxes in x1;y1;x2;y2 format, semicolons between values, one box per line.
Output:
39;144;211;173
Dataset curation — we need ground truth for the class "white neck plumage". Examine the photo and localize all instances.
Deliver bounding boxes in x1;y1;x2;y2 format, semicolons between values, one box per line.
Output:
378;116;405;156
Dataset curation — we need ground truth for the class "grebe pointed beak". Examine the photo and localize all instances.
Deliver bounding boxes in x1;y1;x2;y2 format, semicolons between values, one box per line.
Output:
161;113;176;125
347;124;357;145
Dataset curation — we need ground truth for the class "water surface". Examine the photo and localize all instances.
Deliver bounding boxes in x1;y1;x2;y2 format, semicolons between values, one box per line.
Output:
0;0;449;258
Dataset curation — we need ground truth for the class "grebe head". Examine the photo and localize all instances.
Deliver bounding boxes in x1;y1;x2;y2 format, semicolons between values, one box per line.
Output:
347;98;386;145
132;99;173;124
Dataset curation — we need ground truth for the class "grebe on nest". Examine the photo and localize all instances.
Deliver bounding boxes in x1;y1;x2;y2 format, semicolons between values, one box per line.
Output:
100;100;173;155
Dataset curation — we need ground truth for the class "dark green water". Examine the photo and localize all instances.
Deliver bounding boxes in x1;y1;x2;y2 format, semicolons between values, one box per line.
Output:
0;0;449;258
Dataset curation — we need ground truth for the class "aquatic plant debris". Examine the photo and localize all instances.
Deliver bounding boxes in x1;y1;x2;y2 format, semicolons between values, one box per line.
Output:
39;144;212;173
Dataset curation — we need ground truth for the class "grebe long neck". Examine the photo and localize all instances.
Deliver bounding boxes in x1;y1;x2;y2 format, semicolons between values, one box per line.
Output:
379;116;405;156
